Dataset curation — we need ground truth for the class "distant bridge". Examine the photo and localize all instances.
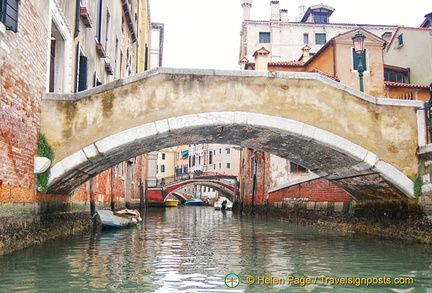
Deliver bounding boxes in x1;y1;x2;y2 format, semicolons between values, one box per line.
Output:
147;178;237;204
41;67;425;199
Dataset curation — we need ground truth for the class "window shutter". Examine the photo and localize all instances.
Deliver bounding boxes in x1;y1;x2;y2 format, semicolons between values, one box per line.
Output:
2;0;19;32
78;55;88;91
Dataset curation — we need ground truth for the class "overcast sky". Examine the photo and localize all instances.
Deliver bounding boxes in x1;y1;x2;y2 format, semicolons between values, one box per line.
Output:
149;0;430;70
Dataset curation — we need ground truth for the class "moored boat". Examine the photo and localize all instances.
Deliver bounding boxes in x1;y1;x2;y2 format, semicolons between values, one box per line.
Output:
165;199;179;207
184;198;204;206
214;197;233;210
96;209;142;228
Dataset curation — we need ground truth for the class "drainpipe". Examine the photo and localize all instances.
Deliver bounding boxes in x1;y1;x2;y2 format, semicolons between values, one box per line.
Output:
74;0;80;38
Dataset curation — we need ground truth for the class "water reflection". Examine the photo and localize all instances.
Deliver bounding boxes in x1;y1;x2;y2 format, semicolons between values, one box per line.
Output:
0;207;431;292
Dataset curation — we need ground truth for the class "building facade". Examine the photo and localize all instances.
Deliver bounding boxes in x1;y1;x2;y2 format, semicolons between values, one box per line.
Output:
189;144;240;175
383;26;432;87
0;0;152;214
239;1;397;64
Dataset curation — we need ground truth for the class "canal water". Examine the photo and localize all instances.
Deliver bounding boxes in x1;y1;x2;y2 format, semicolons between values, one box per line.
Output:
1;206;432;292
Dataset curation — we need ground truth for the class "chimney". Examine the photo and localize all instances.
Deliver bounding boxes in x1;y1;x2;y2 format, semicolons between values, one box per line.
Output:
301;45;311;61
239;57;249;70
241;0;253;21
270;1;280;21
296;4;306;22
280;9;288;22
253;47;270;71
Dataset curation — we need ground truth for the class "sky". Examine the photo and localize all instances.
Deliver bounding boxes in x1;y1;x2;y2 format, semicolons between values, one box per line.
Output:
149;0;430;70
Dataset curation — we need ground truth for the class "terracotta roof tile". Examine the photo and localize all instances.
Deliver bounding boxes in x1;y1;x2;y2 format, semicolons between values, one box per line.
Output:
384;81;429;88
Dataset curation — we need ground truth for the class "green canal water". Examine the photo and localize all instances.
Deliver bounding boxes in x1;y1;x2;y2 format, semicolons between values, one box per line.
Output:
1;206;432;292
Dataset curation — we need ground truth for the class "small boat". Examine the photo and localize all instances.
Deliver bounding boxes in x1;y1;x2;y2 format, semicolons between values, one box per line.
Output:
214;197;233;210
96;209;142;228
165;199;179;207
184;198;204;206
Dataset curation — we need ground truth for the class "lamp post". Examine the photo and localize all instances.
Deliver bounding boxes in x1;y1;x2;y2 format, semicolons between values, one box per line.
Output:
352;31;366;92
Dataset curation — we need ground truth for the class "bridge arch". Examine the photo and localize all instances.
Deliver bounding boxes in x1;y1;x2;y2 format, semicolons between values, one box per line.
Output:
48;111;414;199
165;179;237;202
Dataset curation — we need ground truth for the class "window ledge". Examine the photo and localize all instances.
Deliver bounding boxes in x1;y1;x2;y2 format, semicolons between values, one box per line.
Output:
96;43;106;58
80;8;93;28
0;22;6;34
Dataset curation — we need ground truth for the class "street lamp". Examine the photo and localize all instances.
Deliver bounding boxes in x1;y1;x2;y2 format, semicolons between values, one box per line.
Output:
352;31;366;92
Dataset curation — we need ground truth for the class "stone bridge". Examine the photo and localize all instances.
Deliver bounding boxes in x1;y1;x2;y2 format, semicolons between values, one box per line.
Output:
41;67;425;199
147;178;237;204
166;179;236;201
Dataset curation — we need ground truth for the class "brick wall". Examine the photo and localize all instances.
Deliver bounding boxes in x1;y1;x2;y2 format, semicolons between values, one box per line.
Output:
269;177;352;203
241;150;270;204
240;147;353;205
0;0;48;202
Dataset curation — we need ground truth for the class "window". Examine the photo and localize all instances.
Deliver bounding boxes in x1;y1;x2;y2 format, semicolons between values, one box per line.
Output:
259;32;270;43
93;72;102;87
315;33;326;45
226;148;231;154
76;47;88;92
397;34;403;47
161;165;165;173
161;153;166;160
352;48;367;71
384;69;407;83
313;13;327;23
303;33;309;44
209;151;213;164
0;0;19;32
290;162;308;173
227;163;231;169
96;0;103;43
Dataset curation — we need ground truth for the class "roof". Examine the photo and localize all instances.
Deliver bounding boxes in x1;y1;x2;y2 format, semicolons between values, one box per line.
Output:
242;19;397;29
383;64;410;73
298;28;385;67
420;12;432;28
300;4;335;23
384;81;430;89
268;61;306;67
